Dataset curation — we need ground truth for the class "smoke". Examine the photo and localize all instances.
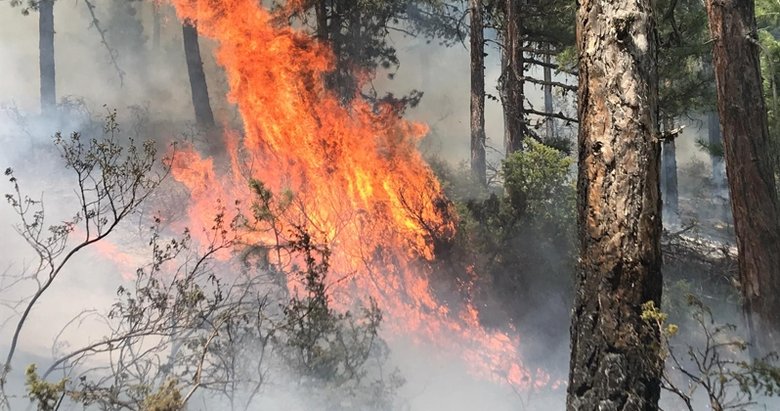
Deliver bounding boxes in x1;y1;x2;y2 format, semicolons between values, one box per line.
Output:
0;0;763;410
0;2;552;409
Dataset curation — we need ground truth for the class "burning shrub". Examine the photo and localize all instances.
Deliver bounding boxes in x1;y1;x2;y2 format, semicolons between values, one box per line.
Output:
248;180;404;410
436;140;576;360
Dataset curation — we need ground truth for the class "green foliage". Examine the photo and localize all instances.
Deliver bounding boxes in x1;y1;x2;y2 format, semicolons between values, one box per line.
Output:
757;0;780;172
453;140;575;257
141;379;183;411
656;0;714;120
695;138;724;159
502;139;574;231
246;183;403;409
437;140;575;341
640;300;678;338
24;365;66;411
277;226;386;385
285;0;464;105
484;0;576;51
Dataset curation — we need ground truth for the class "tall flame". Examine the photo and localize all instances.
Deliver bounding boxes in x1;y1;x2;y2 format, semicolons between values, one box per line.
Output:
168;0;543;389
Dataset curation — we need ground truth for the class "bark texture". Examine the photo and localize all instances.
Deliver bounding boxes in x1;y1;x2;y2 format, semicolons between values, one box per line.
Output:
39;0;55;116
182;20;216;129
470;0;487;185
499;0;526;155
567;1;663;410
705;0;780;354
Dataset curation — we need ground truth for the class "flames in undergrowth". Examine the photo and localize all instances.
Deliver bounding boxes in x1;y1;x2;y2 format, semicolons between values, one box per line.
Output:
167;0;546;389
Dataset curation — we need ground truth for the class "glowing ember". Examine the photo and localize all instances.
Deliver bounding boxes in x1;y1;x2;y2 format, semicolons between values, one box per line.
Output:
167;0;541;389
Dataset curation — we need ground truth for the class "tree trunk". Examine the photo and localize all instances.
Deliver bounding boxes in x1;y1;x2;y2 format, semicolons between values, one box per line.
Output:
501;0;526;155
470;0;487;186
315;0;328;40
705;0;780;355
39;0;55;116
707;110;730;222
662;118;679;225
543;51;555;140
182;20;215;129
707;110;725;189
567;1;663;409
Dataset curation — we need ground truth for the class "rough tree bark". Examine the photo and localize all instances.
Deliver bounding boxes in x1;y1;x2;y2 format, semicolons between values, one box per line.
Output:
661;118;679;224
182;20;215;129
470;0;487;185
500;0;526;155
705;0;780;354
39;0;55;116
567;0;663;409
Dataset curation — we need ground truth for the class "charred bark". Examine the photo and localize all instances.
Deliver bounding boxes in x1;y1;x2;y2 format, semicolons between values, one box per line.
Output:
567;1;663;409
39;0;55;116
470;0;487;186
182;20;215;129
705;0;780;355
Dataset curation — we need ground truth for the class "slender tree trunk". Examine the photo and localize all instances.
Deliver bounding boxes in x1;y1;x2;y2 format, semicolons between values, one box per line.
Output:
182;20;215;129
470;0;486;185
39;0;56;116
705;0;780;355
662;118;679;224
543;50;555;140
707;110;730;222
707;111;725;189
501;0;526;155
315;0;328;40
567;0;663;409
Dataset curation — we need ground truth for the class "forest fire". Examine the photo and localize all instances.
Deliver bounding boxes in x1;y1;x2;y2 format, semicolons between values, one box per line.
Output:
167;0;542;389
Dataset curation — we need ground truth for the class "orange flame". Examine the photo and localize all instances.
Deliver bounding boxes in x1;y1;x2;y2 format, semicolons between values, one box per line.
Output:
167;0;543;389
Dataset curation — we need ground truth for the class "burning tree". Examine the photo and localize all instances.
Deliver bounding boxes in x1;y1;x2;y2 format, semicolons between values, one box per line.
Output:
166;0;541;391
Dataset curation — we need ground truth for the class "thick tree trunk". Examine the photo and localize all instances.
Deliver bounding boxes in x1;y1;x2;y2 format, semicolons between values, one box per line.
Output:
501;0;526;155
182;20;215;129
544;51;555;140
39;0;55;116
705;0;780;354
470;0;487;186
567;1;663;410
661;118;679;225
